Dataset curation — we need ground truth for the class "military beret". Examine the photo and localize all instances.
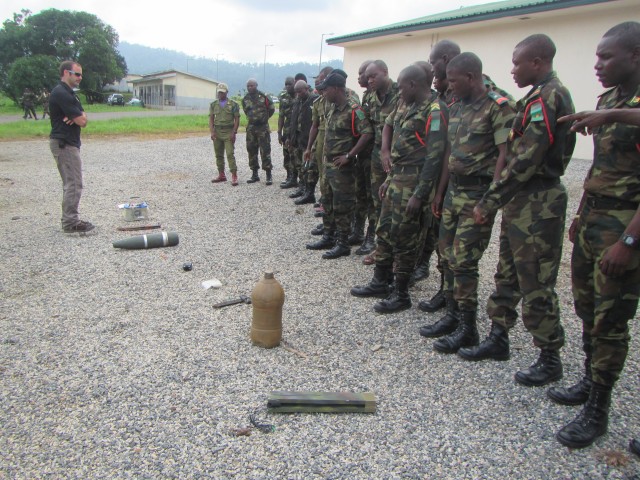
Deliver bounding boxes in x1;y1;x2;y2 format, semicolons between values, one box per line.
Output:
332;69;348;79
318;72;346;89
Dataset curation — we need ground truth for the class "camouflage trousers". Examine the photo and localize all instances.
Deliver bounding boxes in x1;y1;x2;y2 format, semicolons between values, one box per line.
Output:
315;130;328;203
292;147;303;180
440;184;496;312
212;126;237;173
572;200;640;387
354;151;372;228
369;148;387;228
300;146;320;184
417;214;443;273
375;166;429;274
282;142;294;172
488;182;568;350
322;158;356;234
246;124;272;171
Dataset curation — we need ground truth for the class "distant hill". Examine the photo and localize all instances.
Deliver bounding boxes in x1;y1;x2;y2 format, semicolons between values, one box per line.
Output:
118;42;343;96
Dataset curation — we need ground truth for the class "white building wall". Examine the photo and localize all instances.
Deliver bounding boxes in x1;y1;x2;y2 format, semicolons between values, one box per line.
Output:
337;0;639;159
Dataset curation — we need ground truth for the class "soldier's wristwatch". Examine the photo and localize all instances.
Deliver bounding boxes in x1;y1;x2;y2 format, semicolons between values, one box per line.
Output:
621;233;640;249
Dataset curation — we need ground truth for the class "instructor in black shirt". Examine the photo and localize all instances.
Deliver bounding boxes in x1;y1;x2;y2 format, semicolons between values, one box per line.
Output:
49;60;93;233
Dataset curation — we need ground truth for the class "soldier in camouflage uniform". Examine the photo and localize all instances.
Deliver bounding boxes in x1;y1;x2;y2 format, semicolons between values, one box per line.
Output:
305;71;373;259
351;64;448;314
290;80;318;205
21;88;38;120
457;35;577;390
209;83;240;185
360;60;401;265
305;67;334;237
352;60;374;250
547;22;640;450
278;77;296;188
419;52;515;354
242;78;275;185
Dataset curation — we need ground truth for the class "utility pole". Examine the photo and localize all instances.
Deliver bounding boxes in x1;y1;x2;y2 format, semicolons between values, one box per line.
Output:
263;44;274;87
319;33;334;71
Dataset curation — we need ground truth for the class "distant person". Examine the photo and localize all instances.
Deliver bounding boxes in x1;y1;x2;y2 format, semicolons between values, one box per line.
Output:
49;60;93;233
40;88;50;120
242;78;275;185
21;88;37;120
278;77;296;188
209;83;240;186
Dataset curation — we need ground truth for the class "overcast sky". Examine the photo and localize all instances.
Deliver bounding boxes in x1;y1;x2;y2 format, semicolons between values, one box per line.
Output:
1;0;496;64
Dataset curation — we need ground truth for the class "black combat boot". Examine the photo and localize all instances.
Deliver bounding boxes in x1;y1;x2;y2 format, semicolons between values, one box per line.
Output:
246;169;260;183
556;382;612;449
289;182;306;198
409;251;432;287
348;216;366;245
311;223;324;235
265;170;273;186
350;265;393;298
419;292;458;338
433;309;479;354
373;273;412;313
280;169;291;188
294;182;316;205
515;349;563;387
458;323;510;361
418;274;445;312
355;222;375;255
548;334;592;405
630;438;640;457
281;169;298;189
322;231;350;259
306;230;335;250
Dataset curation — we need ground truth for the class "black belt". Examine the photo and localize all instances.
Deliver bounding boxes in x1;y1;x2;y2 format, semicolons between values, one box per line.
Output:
450;174;492;187
585;194;639;211
523;176;560;191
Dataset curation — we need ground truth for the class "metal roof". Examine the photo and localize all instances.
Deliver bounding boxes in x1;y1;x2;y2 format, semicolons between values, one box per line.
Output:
130;69;218;84
327;0;614;44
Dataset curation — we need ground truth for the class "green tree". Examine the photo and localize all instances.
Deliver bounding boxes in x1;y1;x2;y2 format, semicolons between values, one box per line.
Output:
6;54;59;101
0;8;127;101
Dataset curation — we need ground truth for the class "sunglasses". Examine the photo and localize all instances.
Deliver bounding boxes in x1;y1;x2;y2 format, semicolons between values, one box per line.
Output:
67;70;83;77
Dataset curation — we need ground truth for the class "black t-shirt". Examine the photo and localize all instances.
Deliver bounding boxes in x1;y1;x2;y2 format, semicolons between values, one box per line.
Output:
49;82;84;148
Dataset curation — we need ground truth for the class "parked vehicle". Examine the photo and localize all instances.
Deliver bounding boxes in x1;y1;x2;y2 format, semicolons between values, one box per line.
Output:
107;93;124;106
127;98;144;107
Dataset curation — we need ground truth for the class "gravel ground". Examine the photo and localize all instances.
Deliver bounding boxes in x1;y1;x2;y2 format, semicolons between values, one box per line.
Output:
1;134;639;479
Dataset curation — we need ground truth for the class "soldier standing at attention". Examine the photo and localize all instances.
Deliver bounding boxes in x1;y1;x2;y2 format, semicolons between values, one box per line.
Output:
351;64;448;313
290;80;318;205
278;77;297;188
209;83;240;186
548;21;640;450
305;68;333;237
458;35;576;388
242;78;275;185
352;60;374;251
49;60;93;233
306;71;373;259
420;53;515;354
361;60;401;266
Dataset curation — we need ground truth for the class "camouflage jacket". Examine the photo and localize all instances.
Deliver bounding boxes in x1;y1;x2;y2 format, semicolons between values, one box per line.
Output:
311;95;329;132
448;89;515;179
291;93;318;149
583;84;640;203
242;90;274;126
209;98;240;128
479;72;576;214
324;99;373;157
367;81;400;149
21;91;36;107
388;94;449;201
278;91;296;138
442;74;513;108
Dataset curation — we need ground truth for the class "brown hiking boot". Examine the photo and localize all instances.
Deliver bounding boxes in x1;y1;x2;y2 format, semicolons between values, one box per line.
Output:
211;172;227;183
231;172;238;186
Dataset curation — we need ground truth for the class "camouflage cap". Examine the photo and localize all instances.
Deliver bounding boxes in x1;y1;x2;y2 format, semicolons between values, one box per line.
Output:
217;83;229;93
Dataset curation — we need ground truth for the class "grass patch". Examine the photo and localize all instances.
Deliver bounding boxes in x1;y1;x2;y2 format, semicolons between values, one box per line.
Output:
0;112;279;140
